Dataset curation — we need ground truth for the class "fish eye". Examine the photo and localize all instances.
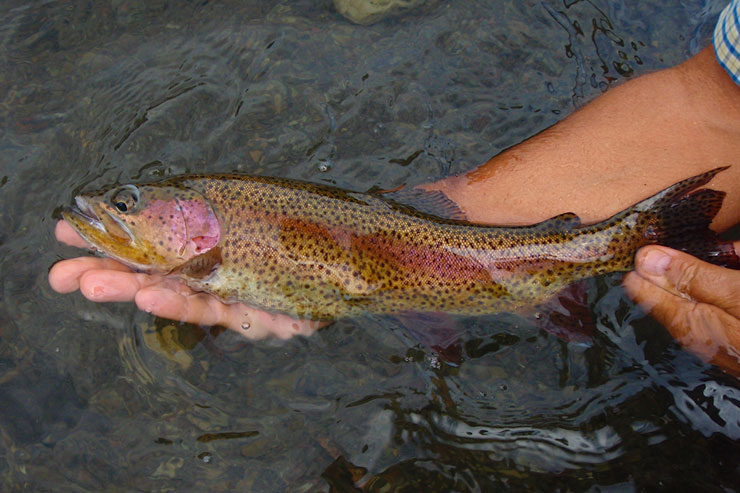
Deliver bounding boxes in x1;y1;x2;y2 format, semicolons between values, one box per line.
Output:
111;185;139;213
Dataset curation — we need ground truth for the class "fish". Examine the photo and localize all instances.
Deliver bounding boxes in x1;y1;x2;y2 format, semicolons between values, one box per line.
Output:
62;167;740;321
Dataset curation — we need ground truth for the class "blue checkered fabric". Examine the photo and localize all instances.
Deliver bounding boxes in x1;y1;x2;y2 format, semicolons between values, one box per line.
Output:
715;0;740;85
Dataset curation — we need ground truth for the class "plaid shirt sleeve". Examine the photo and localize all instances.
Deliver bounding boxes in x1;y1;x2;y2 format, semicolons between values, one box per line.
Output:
714;0;740;85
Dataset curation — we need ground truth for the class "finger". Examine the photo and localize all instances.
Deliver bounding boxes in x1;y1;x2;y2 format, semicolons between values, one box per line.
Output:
633;245;740;318
134;287;326;340
48;257;133;293
248;310;327;340
55;220;89;248
624;271;740;374
135;288;270;340
78;269;167;303
134;287;226;326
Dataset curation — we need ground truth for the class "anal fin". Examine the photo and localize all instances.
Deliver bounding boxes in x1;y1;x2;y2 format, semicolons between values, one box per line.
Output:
525;280;596;346
393;311;464;366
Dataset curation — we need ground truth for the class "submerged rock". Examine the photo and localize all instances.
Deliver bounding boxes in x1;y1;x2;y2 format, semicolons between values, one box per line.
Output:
333;0;429;25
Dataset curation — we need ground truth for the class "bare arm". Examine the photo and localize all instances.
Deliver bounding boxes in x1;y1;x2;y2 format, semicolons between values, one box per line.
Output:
423;46;740;229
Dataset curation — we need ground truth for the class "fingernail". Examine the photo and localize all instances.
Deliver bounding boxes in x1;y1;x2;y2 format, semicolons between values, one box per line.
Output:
640;249;672;275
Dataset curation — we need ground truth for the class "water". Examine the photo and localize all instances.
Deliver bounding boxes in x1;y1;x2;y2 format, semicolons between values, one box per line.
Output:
1;0;739;490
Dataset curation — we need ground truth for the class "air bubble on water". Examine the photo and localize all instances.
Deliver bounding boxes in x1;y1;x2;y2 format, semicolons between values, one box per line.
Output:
318;161;331;172
198;452;212;463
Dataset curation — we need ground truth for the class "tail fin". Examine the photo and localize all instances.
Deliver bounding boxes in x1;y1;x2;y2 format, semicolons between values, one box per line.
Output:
635;166;740;269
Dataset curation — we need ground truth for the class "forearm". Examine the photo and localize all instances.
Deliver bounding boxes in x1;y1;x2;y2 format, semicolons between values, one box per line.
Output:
424;46;740;231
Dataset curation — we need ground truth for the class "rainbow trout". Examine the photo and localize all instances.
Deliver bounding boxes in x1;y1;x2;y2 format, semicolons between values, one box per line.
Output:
63;167;739;320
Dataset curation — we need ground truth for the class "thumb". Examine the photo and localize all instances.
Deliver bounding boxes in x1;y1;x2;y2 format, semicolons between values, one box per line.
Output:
633;245;740;318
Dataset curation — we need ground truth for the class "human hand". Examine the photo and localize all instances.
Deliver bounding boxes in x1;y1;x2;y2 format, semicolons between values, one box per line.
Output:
624;245;740;375
49;221;325;340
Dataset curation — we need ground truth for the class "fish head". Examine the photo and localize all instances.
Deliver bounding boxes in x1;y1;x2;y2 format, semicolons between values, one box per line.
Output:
63;183;220;273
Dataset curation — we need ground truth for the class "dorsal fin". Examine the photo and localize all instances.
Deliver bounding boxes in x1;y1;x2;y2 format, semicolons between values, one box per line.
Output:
530;212;582;231
174;247;222;279
383;188;466;220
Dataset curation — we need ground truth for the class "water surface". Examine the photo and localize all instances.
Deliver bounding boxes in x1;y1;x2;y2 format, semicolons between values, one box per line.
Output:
1;0;739;490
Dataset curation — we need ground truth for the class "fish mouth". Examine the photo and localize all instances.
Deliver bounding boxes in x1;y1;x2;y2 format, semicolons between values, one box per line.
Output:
64;196;135;244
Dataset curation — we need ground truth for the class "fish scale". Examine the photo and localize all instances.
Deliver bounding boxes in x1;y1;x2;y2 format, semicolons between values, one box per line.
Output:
63;167;740;321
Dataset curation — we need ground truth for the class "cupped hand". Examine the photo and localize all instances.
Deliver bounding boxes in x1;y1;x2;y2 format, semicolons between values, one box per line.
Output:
624;244;740;375
49;221;325;340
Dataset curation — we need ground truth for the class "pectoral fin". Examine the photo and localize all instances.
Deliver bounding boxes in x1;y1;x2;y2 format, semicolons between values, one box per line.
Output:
174;247;222;279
